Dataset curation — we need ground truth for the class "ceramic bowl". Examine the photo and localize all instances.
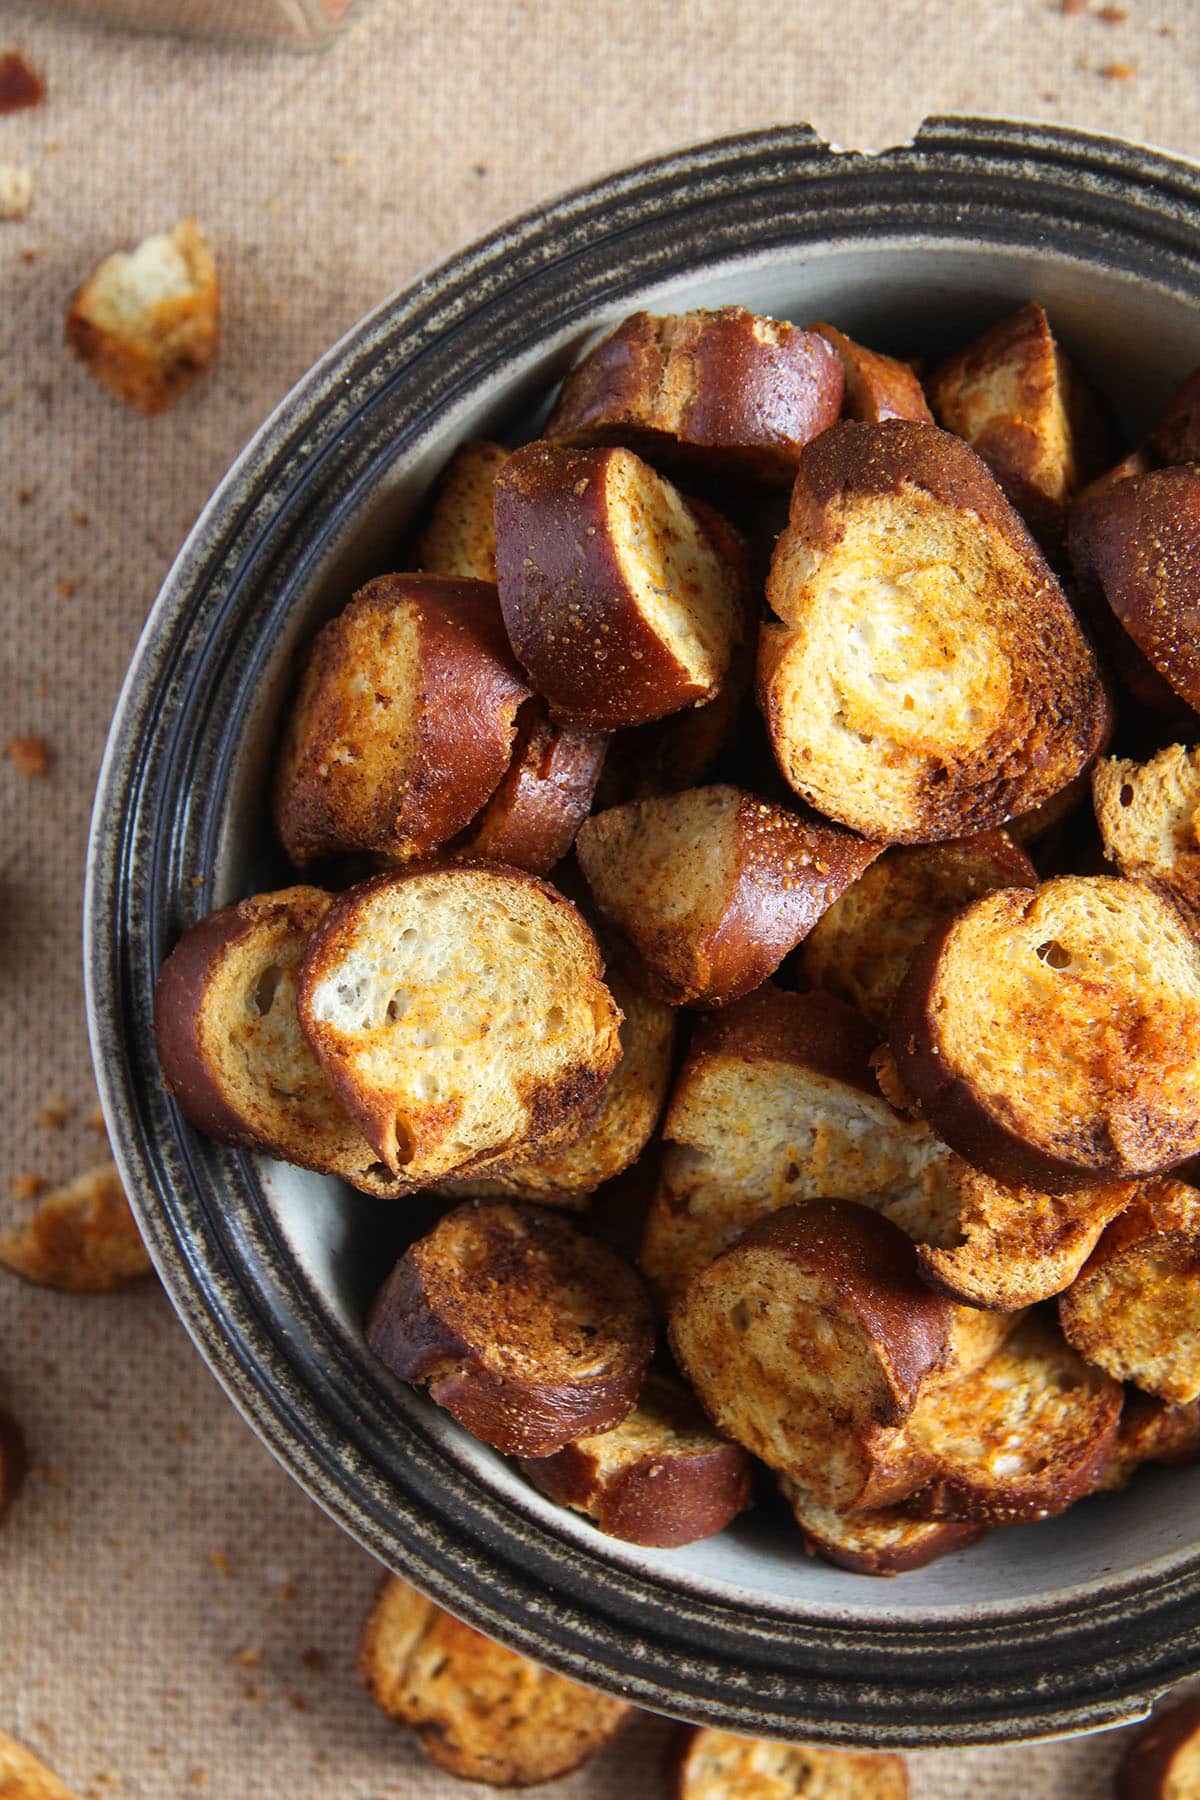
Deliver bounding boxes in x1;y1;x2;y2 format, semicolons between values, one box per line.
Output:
86;118;1200;1747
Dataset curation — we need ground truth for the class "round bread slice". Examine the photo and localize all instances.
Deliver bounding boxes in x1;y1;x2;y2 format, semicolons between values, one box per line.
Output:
0;1408;27;1528
1058;1180;1200;1403
154;887;407;1195
493;442;743;729
802;831;1037;1033
366;1200;655;1456
519;1372;753;1547
673;1727;908;1800
274;573;530;865
1116;1693;1200;1800
297;864;622;1181
668;1200;954;1512
779;1478;985;1576
759;421;1110;842
0;1731;81;1800
360;1575;630;1786
809;322;933;426
454;700;607;875
900;1314;1122;1525
891;875;1200;1193
544;306;844;484
576;784;882;1008
417;438;510;582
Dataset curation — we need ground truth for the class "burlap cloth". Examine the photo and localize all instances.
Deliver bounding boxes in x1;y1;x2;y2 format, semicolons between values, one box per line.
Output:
2;2;1199;1792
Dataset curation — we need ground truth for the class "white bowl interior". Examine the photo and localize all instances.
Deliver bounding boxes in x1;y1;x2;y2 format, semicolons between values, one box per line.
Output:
226;236;1200;1625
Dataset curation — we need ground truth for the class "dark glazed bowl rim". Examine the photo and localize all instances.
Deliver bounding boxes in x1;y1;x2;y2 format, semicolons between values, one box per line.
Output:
85;118;1200;1747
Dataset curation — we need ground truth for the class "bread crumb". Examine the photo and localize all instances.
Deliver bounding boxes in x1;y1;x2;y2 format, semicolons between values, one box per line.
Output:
0;163;33;221
10;1172;46;1200
7;735;50;777
233;1646;260;1669
1096;3;1128;17
210;1549;230;1574
1101;60;1135;77
37;1095;71;1130
55;578;77;599
1060;0;1087;12
300;1647;326;1672
0;1163;151;1291
188;1770;208;1788
87;1105;108;1137
0;51;45;113
287;1693;310;1712
277;1578;296;1602
73;512;89;527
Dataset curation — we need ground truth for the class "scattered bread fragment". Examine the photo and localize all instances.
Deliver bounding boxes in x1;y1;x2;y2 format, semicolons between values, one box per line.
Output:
519;1372;753;1547
1116;1691;1200;1800
0;1408;27;1526
0;163;33;221
545;306;844;484
297;864;621;1182
6;735;49;777
454;700;606;875
673;1725;908;1798
780;1479;986;1576
1093;744;1200;916
274;573;530;866
759;421;1110;842
892;875;1200;1192
65;217;219;415
0;1731;80;1799
360;1576;630;1786
418;439;510;582
0;1163;151;1292
802;831;1037;1033
577;785;881;1008
810;322;933;425
366;1200;655;1456
1059;1180;1200;1402
154;886;410;1195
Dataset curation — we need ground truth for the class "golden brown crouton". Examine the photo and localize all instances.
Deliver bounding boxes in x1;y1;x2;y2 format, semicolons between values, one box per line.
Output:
673;1727;908;1798
810;322;933;425
0;1731;80;1799
65;217;219;414
1093;744;1200;916
0;1163;151;1292
360;1576;630;1787
780;1479;985;1576
366;1201;655;1457
418;439;510;581
454;701;606;876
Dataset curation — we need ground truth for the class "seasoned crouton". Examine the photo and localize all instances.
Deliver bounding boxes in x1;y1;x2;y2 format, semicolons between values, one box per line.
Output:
0;1731;80;1799
366;1200;655;1456
802;832;1036;1033
673;1727;908;1799
274;574;530;866
1116;1692;1200;1800
297;865;622;1182
1093;744;1200;916
519;1372;753;1547
1059;1180;1200;1403
810;322;933;425
417;439;510;581
0;1163;151;1292
892;876;1200;1193
360;1576;630;1786
545;306;844;484
454;700;606;875
576;785;881;1008
494;443;743;729
759;422;1109;842
926;301;1111;551
65;217;218;414
779;1478;985;1576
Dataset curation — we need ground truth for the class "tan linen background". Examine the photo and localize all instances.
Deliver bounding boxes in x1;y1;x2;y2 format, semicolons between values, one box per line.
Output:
2;2;1199;1793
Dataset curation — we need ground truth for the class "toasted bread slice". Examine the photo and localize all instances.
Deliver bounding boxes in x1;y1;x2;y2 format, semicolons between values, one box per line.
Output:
1117;1693;1200;1800
810;323;933;426
779;1479;985;1576
669;1200;954;1511
274;573;530;866
1149;366;1200;466
1095;1391;1200;1493
519;1372;753;1547
0;1164;151;1292
1070;468;1200;715
802;832;1037;1033
454;700;606;875
1058;1180;1200;1403
0;1408;27;1527
298;864;621;1181
0;1731;81;1799
494;442;743;729
892;875;1200;1192
360;1576;630;1786
673;1727;908;1799
544;306;843;484
1068;474;1189;717
760;422;1109;842
366;1200;655;1456
154;887;408;1195
441;971;674;1209
65;216;218;415
417;439;510;581
925;301;1110;552
576;785;881;1008
1093;745;1200;917
899;1314;1122;1525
